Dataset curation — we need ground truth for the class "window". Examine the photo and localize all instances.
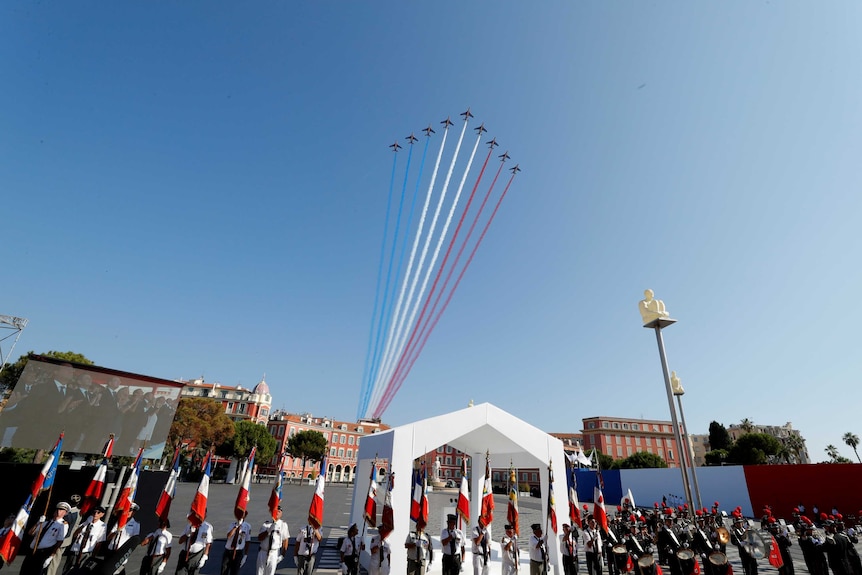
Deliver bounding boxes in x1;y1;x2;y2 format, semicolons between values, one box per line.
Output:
357;426;364;433
445;456;452;465
653;425;660;432
446;446;453;454
261;408;269;417
625;436;631;445
632;423;639;431
227;402;234;412
617;446;623;457
615;435;621;444
330;447;336;456
347;449;353;458
658;449;664;459
348;436;355;445
588;422;596;429
456;457;462;465
602;422;609;429
667;449;674;461
446;469;452;477
456;470;462;479
277;427;284;438
341;434;347;444
627;447;633;456
355;438;360;446
493;472;500;481
623;423;629;430
323;433;329;441
338;448;344;457
612;422;620;429
531;473;538;482
239;403;246;413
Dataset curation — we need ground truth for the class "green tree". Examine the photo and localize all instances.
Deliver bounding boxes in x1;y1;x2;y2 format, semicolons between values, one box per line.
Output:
704;449;729;466
615;451;668;469
842;432;860;463
217;420;278;465
727;433;781;465
1;350;95;391
823;444;852;463
708;421;732;451
783;434;806;464
285;430;328;483
590;449;615;471
167;397;235;453
740;418;755;433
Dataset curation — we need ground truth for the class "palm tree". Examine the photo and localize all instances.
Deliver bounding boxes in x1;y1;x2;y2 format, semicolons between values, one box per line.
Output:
784;434;806;463
842;432;861;463
740;418;755;433
825;444;840;462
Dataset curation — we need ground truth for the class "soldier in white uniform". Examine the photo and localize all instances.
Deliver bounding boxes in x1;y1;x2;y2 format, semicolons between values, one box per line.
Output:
501;524;519;575
50;495;82;575
62;506;107;573
221;511;252;575
368;524;391;575
441;514;466;575
405;525;433;575
340;524;360;575
21;502;70;575
293;523;322;575
472;519;491;575
529;523;549;575
256;507;290;575
140;518;173;575
176;514;214;575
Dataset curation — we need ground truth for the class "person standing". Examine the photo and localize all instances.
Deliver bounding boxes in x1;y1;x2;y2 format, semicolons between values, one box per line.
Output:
340;524;360;575
368;525;391;575
21;502;70;575
529;523;549;575
561;523;578;575
440;515;465;575
257;507;289;575
471;518;491;575
62;505;106;574
501;524;519;575
405;526;432;575
139;518;173;575
294;523;322;575
583;516;603;575
106;503;142;575
176;514;214;575
221;511;251;575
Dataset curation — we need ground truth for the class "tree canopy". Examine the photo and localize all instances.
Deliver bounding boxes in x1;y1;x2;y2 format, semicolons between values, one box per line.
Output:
217;420;278;464
704;449;728;466
727;432;782;465
1;350;94;391
614;451;668;469
167;397;235;453
708;421;732;451
286;429;328;481
842;432;860;463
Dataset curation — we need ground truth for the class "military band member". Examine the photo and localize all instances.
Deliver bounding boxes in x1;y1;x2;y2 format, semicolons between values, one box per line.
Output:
405;525;432;575
441;514;465;575
730;515;757;575
140;518;173;575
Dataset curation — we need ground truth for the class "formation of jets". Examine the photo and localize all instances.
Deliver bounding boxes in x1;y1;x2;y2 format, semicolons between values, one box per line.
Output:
388;110;520;175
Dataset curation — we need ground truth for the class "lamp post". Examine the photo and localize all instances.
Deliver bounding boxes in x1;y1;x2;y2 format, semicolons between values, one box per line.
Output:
671;372;704;511
638;289;695;513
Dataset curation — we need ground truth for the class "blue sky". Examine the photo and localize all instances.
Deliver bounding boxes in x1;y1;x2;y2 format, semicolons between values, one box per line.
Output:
3;2;860;463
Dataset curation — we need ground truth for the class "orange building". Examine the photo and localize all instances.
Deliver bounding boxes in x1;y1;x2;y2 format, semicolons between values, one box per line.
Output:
581;416;682;468
178;376;272;424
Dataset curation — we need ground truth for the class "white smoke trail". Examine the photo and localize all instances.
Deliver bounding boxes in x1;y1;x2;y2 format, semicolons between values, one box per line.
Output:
365;124;451;414
373;127;483;409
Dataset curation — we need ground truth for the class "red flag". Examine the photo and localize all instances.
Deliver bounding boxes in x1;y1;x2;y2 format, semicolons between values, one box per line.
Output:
0;433;63;563
456;458;470;524
567;465;582;528
409;465;428;529
189;451;212;527
768;535;783;568
268;460;284;521
156;446;181;522
379;471;395;540
80;435;114;518
507;466;520;536
308;458;326;529
363;460;378;527
116;448;144;529
626;556;634;573
593;478;609;534
234;447;255;520
480;453;494;527
547;462;558;534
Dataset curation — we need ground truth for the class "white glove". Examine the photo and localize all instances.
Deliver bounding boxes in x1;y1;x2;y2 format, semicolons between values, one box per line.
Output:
39;516;47;524
157;562;167;574
198;554;208;569
240;556;247;568
340;562;348;575
42;557;53;569
277;555;284;564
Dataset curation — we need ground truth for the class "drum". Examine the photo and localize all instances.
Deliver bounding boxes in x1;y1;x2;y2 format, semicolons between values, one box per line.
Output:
637;553;656;575
708;552;728;566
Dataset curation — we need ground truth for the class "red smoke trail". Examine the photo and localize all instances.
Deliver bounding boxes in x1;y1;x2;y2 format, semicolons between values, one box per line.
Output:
373;170;518;418
386;158;506;399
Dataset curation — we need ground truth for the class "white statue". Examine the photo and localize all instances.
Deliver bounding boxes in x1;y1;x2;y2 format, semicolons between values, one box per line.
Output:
434;457;442;480
639;289;670;325
671;371;685;395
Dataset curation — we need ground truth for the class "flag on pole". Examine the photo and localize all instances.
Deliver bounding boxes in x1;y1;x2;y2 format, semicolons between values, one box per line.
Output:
308;458;326;529
0;433;63;564
456;458;470;525
576;446;592;467
156;446;181;522
547;461;558;534
567;464;582;528
480;452;494;527
409;464;428;529
623;488;636;511
234;447;256;520
363;459;378;527
507;465;519;536
767;535;784;568
189;450;212;527
116;448;144;530
80;435;114;518
268;458;285;521
378;470;395;540
593;475;609;534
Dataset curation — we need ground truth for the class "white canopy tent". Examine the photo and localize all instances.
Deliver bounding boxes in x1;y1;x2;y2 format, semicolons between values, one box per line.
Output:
351;402;567;573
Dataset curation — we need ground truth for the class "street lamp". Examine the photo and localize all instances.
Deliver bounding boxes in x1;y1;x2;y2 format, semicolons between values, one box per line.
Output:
671;371;703;511
638;289;695;513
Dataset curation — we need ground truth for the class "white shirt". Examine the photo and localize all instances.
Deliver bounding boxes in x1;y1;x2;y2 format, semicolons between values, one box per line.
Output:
441;527;465;556
71;518;106;553
110;518;141;550
369;536;390;566
501;535;518;565
181;522;213;554
295;525;320;557
225;521;251;551
472;525;490;556
529;534;547;562
259;520;289;553
145;528;173;556
561;531;578;557
32;518;68;550
405;532;431;562
583;528;602;554
340;535;359;559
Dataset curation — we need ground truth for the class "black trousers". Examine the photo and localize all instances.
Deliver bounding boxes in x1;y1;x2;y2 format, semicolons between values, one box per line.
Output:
175;549;205;575
442;554;462;575
220;549;243;575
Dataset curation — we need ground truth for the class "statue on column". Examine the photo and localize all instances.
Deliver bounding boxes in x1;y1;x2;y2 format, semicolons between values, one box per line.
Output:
639;289;670;325
671;371;685;395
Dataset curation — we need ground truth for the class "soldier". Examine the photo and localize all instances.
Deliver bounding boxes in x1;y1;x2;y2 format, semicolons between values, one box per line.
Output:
440;515;465;575
368;525;391;575
823;519;852;575
62;505;107;574
339;523;360;575
293;523;322;575
472;517;491;575
220;511;251;575
405;525;432;575
582;516;603;575
140;518;173;575
500;524;519;575
176;513;214;575
256;507;289;575
529;524;549;575
21;502;70;575
730;514;757;575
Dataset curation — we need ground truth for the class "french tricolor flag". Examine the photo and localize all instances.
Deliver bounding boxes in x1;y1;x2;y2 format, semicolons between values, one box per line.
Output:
156;446;181;523
268;465;284;521
307;457;326;529
80;435;114;518
189;451;212;527
234;447;255;520
116;448;144;529
409;465;428;529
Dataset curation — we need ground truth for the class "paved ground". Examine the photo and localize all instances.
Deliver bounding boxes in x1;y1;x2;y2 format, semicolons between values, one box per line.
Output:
4;480;858;575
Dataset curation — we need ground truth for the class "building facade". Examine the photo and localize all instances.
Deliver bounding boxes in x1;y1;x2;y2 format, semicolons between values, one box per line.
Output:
727;421;810;463
178;376;272;424
581;416;682;468
263;412;390;483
